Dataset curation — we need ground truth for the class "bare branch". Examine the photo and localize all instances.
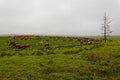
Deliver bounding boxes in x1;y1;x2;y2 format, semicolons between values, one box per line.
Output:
101;13;112;42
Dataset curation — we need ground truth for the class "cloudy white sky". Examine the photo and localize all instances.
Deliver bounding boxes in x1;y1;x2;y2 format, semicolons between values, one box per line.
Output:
0;0;120;36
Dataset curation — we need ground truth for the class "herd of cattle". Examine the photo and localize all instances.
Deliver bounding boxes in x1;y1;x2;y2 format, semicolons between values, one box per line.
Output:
7;35;112;49
8;35;51;49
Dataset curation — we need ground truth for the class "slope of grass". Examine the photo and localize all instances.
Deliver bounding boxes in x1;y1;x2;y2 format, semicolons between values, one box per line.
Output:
0;36;120;80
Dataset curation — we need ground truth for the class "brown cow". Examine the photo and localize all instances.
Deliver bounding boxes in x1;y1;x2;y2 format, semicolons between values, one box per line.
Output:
9;41;29;49
38;41;44;45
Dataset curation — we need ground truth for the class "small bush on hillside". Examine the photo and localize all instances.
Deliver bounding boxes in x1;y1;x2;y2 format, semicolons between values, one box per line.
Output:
87;53;120;79
0;52;6;57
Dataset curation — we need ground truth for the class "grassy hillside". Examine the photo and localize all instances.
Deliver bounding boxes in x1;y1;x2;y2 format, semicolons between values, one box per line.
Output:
0;36;120;80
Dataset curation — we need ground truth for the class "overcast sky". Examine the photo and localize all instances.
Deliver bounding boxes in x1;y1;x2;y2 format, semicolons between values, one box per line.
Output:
0;0;120;36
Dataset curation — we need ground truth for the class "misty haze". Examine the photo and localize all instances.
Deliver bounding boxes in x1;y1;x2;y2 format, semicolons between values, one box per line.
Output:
0;0;120;36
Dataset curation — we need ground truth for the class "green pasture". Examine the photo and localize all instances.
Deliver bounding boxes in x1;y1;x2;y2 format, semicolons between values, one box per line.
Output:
0;36;120;80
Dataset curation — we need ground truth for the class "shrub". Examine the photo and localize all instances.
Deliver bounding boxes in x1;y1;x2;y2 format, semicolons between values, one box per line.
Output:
0;52;6;57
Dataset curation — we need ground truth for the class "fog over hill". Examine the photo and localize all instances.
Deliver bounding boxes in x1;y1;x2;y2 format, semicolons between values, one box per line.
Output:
0;0;120;36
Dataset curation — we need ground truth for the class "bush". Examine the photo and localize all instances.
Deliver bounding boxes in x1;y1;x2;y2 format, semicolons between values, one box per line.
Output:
87;53;120;79
0;52;6;57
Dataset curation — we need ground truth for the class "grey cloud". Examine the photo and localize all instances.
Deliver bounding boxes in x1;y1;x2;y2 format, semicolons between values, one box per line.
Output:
0;0;120;36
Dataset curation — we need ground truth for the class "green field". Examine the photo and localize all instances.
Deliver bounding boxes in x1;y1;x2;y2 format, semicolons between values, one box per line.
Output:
0;36;120;80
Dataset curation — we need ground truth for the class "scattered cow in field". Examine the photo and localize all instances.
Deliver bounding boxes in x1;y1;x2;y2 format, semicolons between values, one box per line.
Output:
9;41;29;49
44;43;49;47
11;35;33;40
38;41;44;45
36;36;41;40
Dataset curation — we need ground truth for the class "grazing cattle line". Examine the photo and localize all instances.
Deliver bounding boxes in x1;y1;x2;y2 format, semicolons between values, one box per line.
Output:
6;35;114;53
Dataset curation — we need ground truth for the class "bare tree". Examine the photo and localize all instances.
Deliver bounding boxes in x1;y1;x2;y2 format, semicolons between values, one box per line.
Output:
102;13;112;42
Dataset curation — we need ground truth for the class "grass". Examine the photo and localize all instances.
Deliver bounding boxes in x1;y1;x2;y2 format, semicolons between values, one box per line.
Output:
0;35;120;80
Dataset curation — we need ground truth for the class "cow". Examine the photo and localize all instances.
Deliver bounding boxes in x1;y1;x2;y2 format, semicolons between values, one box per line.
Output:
9;41;29;49
38;41;44;45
